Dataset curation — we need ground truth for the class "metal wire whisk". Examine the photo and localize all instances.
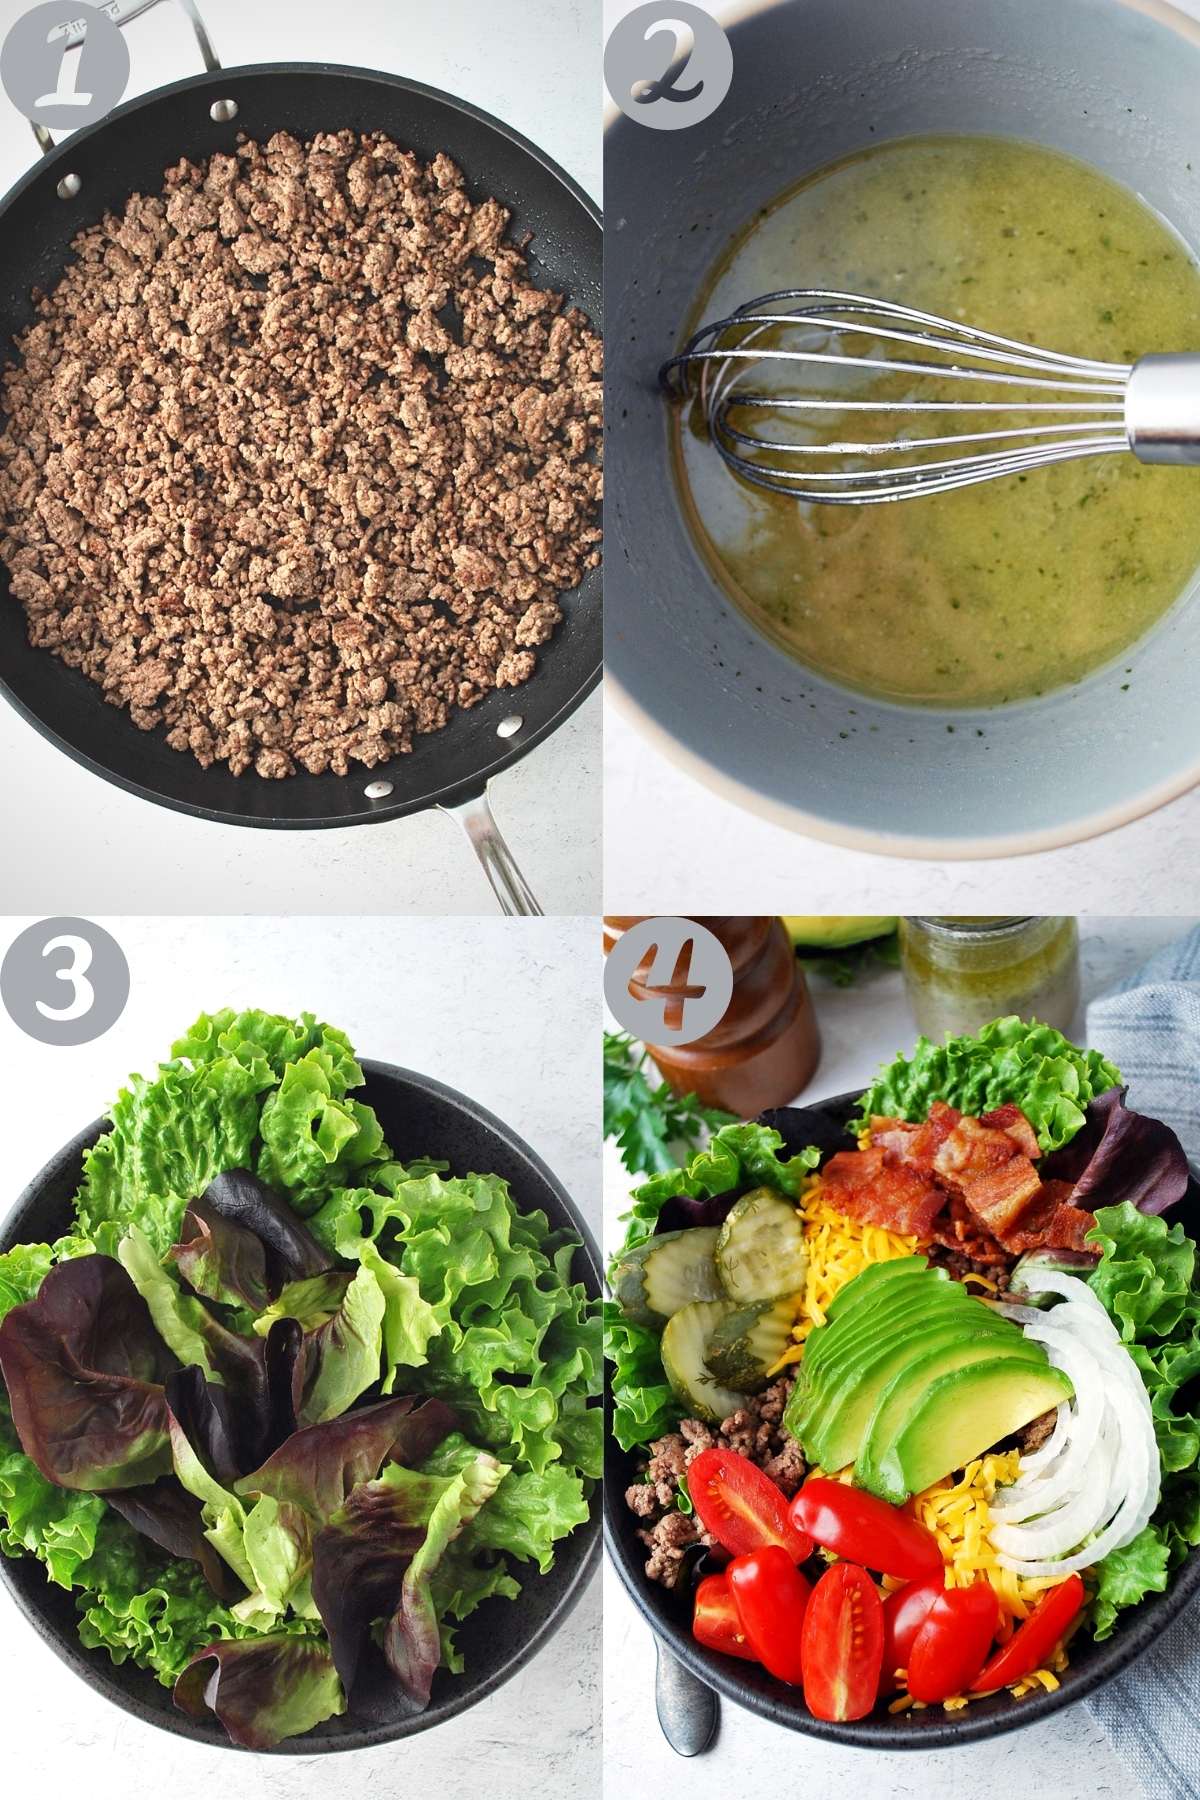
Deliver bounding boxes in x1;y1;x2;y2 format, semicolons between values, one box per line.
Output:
660;289;1200;504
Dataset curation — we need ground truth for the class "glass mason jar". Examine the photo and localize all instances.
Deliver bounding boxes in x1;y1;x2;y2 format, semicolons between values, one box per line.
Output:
899;916;1080;1039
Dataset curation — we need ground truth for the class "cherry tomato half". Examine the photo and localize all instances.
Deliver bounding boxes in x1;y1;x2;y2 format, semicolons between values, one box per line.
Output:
801;1562;884;1722
879;1575;944;1694
728;1545;811;1685
969;1572;1086;1692
790;1478;943;1582
692;1573;757;1662
907;1579;1000;1703
689;1447;813;1562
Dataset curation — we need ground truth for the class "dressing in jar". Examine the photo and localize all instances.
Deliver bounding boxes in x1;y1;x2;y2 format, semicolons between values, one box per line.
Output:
899;917;1080;1039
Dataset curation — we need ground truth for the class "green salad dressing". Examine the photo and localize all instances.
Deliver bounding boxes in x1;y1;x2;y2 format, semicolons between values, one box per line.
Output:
898;916;1080;1039
676;136;1200;706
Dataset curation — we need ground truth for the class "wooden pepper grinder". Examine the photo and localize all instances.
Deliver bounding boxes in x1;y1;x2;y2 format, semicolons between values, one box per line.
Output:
603;916;821;1115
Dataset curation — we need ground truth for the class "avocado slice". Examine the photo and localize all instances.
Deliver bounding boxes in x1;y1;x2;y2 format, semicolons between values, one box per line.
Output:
782;916;897;950
823;1256;929;1323
801;1275;977;1386
796;1285;992;1444
854;1331;1048;1501
790;1259;936;1409
810;1319;1025;1478
884;1358;1074;1501
788;1281;981;1443
803;1270;952;1372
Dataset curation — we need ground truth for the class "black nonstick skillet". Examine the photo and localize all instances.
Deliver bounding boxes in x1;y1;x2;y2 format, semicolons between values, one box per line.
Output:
0;0;602;913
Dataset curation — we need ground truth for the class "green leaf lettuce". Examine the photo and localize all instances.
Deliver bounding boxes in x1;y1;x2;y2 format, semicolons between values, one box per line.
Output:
857;1016;1121;1153
618;1121;820;1257
0;1008;598;1741
1090;1525;1172;1641
604;1303;682;1452
1087;1203;1200;1638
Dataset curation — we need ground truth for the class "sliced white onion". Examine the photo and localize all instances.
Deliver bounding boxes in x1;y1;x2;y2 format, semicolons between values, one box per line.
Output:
1012;1400;1071;1480
991;1300;1049;1330
986;1271;1161;1579
1012;1266;1115;1323
991;1413;1117;1555
989;1341;1104;1521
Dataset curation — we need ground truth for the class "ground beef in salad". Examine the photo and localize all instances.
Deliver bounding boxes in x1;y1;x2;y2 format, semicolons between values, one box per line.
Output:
626;1376;805;1587
1015;1406;1059;1456
0;130;602;778
926;1243;1013;1290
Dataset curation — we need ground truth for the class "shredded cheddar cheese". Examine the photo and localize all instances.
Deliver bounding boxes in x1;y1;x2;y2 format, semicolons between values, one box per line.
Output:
887;1454;1078;1710
906;1452;1067;1622
765;1173;919;1374
1010;1662;1063;1697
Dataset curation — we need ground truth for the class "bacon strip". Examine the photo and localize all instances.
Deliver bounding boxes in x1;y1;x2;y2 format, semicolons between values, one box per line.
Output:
927;1197;1013;1266
956;1158;1045;1238
998;1180;1097;1255
980;1103;1042;1160
832;1103;1096;1262
820;1147;946;1239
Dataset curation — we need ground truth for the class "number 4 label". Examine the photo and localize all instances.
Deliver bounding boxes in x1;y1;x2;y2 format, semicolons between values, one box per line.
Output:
604;917;733;1047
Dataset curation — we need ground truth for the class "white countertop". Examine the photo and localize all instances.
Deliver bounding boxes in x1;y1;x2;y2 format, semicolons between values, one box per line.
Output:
603;915;1195;1800
0;912;600;1795
604;693;1200;913
0;0;601;917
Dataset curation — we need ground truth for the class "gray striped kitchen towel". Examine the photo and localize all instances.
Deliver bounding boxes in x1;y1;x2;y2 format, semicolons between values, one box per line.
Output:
1083;924;1200;1799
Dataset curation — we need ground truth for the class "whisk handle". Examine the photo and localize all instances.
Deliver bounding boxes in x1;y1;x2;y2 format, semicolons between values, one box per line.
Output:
1125;353;1200;465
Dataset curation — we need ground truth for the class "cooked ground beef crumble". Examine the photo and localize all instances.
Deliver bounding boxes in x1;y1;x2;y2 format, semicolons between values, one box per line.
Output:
1014;1406;1058;1456
926;1243;1013;1290
0;130;602;778
626;1376;805;1587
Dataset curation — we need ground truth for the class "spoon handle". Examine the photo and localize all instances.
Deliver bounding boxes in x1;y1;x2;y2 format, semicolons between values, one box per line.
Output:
654;1640;718;1757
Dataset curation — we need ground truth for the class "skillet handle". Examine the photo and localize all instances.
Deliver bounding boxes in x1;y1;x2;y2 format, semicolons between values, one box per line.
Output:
26;0;220;157
441;788;544;917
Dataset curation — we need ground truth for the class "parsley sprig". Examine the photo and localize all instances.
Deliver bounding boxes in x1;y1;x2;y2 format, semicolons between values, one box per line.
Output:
603;1031;736;1176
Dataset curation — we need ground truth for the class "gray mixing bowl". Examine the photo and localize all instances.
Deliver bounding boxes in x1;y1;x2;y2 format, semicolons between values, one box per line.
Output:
606;0;1200;857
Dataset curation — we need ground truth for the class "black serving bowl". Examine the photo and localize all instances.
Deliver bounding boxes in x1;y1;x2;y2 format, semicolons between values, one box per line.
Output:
603;1088;1200;1748
0;1058;601;1753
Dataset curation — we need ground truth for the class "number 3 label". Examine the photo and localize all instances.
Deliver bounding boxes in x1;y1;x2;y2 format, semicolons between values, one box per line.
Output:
36;933;95;1021
1;918;128;1044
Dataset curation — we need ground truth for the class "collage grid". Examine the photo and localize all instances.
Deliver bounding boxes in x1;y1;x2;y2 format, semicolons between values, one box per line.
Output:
1;3;1199;1798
